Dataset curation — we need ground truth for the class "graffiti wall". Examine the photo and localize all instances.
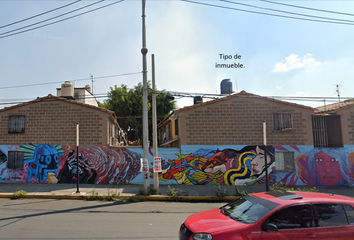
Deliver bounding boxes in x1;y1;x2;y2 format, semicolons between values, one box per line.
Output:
0;144;354;187
0;144;142;184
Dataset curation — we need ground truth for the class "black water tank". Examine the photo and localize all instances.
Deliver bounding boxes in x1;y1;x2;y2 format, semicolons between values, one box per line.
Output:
220;79;233;94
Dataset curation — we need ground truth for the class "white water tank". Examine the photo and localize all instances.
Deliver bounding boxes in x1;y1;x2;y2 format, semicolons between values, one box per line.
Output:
85;85;92;93
61;81;74;98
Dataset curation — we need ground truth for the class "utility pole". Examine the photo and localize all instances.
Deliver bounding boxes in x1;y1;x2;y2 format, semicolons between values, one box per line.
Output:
336;84;341;103
141;0;150;193
76;122;80;193
152;54;159;192
263;121;269;192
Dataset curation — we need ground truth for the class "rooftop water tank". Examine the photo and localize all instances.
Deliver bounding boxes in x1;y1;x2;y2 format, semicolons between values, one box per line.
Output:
61;81;74;98
85;85;92;93
220;79;233;94
194;96;203;105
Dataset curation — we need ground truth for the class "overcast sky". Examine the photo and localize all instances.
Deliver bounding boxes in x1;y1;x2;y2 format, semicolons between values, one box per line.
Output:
1;0;354;109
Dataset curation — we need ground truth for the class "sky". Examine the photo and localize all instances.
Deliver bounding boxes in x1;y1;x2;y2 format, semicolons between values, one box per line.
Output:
1;0;354;110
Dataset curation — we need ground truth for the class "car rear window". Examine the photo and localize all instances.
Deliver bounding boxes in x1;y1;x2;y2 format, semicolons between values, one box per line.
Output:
314;204;348;227
343;204;354;224
221;195;279;224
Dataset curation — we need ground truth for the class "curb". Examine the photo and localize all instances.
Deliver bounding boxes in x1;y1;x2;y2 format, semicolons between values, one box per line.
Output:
0;193;239;202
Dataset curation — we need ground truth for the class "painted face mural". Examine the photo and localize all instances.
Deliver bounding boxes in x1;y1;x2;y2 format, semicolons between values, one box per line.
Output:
314;151;342;186
23;144;63;183
250;146;273;176
156;146;275;186
294;148;350;186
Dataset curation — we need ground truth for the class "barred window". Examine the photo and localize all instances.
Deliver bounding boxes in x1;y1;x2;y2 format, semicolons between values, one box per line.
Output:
8;151;24;169
273;113;293;131
9;115;25;133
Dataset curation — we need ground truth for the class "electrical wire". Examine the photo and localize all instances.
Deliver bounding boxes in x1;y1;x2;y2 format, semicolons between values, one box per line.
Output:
219;0;354;24
0;71;142;90
259;0;354;17
180;0;354;26
0;0;105;37
0;0;126;39
0;0;82;29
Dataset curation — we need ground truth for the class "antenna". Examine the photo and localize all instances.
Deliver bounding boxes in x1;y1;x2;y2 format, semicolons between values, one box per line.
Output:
235;78;239;93
336;84;341;103
91;75;95;94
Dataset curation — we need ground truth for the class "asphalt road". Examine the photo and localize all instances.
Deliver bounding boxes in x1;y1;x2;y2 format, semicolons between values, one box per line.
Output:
0;198;226;240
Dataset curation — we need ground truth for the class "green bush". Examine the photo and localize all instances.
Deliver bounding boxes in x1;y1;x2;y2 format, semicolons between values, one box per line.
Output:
12;190;27;199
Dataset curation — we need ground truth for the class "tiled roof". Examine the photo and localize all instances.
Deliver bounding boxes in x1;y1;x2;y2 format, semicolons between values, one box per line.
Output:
316;99;354;113
0;94;116;118
174;90;314;113
158;90;314;127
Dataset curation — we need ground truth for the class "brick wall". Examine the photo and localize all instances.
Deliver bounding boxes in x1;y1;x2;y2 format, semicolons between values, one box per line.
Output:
0;99;111;145
179;95;314;146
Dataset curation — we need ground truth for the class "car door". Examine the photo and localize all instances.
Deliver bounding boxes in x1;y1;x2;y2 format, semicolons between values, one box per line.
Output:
313;203;354;240
262;204;317;240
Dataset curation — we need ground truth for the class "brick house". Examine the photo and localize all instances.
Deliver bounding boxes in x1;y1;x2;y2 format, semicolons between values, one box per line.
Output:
315;99;354;147
157;90;315;147
0;94;120;146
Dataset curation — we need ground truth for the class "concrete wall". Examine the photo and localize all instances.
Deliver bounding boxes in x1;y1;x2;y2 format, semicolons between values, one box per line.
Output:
1;144;354;187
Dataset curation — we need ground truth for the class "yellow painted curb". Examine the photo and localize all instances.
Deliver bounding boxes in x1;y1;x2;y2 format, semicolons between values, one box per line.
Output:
0;193;240;202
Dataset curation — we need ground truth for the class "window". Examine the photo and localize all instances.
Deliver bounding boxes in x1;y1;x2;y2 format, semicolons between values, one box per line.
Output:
267;205;315;229
275;152;295;171
273;113;293;131
343;205;354;224
314;204;348;227
9;115;25;133
174;119;179;136
7;151;24;169
312;115;343;148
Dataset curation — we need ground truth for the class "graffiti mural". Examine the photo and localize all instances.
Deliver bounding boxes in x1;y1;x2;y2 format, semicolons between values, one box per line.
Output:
279;147;351;186
21;144;63;183
0;145;141;184
2;144;354;186
155;146;276;186
58;146;141;184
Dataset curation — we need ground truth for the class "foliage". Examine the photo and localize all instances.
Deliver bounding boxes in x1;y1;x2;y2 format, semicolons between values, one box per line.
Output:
213;186;229;197
167;185;181;200
12;190;27;199
234;185;250;196
137;186;158;196
99;82;176;144
87;187;100;201
270;182;318;192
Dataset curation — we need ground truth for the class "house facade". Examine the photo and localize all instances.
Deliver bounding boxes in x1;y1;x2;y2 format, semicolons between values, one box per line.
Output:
158;91;315;147
0;94;119;146
1;91;354;188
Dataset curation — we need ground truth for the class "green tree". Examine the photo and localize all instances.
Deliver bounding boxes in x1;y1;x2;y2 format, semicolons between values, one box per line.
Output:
99;82;176;145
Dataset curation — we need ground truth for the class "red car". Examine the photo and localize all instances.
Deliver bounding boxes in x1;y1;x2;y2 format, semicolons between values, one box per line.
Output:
179;191;354;240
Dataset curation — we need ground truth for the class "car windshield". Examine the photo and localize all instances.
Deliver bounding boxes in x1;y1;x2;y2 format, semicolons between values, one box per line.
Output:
220;195;277;224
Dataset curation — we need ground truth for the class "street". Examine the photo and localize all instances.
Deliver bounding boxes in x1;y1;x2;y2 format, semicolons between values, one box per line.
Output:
0;198;226;240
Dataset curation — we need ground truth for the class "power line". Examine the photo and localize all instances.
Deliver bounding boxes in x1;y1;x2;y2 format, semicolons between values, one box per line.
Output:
0;71;142;90
180;0;354;26
0;0;105;37
259;0;354;17
219;0;354;24
0;0;126;39
0;0;82;29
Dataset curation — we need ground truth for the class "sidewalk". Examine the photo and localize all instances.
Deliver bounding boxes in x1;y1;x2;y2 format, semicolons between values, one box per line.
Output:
0;183;353;201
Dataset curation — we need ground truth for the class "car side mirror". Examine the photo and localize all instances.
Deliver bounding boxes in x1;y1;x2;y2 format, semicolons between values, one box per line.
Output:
263;223;278;232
